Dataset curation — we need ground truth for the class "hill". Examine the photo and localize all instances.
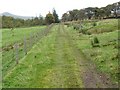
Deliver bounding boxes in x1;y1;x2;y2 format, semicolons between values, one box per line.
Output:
0;12;33;20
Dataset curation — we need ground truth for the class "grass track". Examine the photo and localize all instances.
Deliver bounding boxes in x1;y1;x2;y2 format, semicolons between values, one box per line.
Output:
3;23;118;88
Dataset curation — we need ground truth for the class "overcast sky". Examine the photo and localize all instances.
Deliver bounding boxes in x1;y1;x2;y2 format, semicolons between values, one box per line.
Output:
0;0;119;18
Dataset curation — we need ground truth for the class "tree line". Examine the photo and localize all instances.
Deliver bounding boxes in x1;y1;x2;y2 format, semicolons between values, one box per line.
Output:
2;1;120;28
62;2;120;21
2;9;59;28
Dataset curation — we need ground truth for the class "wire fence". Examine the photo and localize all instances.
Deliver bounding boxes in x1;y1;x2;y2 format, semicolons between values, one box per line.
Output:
2;24;53;76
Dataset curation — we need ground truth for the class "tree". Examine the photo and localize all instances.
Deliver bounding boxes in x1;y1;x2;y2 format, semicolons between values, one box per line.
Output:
53;9;59;23
14;19;24;27
94;8;100;19
62;13;70;22
78;9;87;20
39;15;45;25
85;7;94;19
45;12;55;24
68;9;81;21
33;17;40;25
2;16;14;28
104;4;113;18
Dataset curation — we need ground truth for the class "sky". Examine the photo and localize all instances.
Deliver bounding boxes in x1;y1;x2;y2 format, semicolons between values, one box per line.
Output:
0;0;119;18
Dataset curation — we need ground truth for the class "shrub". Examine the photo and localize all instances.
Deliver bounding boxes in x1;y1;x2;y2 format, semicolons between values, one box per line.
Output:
87;32;91;35
81;30;86;34
73;24;79;30
93;22;97;26
94;36;99;44
91;37;100;47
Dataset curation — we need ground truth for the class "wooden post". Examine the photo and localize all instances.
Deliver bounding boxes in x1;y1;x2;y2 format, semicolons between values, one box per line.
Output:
14;43;19;64
24;36;27;55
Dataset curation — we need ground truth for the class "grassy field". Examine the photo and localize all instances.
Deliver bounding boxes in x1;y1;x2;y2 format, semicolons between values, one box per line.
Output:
2;26;46;47
70;19;118;35
3;25;85;88
67;19;119;84
87;19;118;34
2;19;119;88
2;26;47;78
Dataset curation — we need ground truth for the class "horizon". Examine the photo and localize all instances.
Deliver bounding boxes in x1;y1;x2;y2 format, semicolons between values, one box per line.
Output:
0;0;120;18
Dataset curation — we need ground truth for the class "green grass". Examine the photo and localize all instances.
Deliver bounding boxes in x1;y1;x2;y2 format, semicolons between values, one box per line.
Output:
3;25;56;88
2;26;46;47
66;19;119;84
2;19;119;88
2;26;46;78
87;19;118;34
71;19;118;35
3;25;84;88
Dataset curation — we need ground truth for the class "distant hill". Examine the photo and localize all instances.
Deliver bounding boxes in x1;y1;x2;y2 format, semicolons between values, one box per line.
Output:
0;12;34;20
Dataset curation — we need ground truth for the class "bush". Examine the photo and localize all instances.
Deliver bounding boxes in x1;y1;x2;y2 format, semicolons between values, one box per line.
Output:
81;29;86;34
93;22;97;26
86;32;91;35
91;37;100;47
73;24;79;30
94;36;99;44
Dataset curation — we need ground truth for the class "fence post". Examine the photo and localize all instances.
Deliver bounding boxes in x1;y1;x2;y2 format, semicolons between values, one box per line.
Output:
34;33;37;43
24;36;27;55
11;43;14;61
30;34;33;48
31;34;33;47
14;43;19;64
37;32;39;41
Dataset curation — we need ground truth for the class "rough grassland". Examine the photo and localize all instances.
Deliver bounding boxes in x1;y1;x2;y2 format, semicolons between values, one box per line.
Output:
3;23;118;88
2;26;46;47
3;25;83;88
67;21;119;85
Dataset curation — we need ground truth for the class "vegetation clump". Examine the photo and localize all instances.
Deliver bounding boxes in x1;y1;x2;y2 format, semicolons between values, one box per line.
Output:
91;36;100;47
93;22;97;26
94;36;99;44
